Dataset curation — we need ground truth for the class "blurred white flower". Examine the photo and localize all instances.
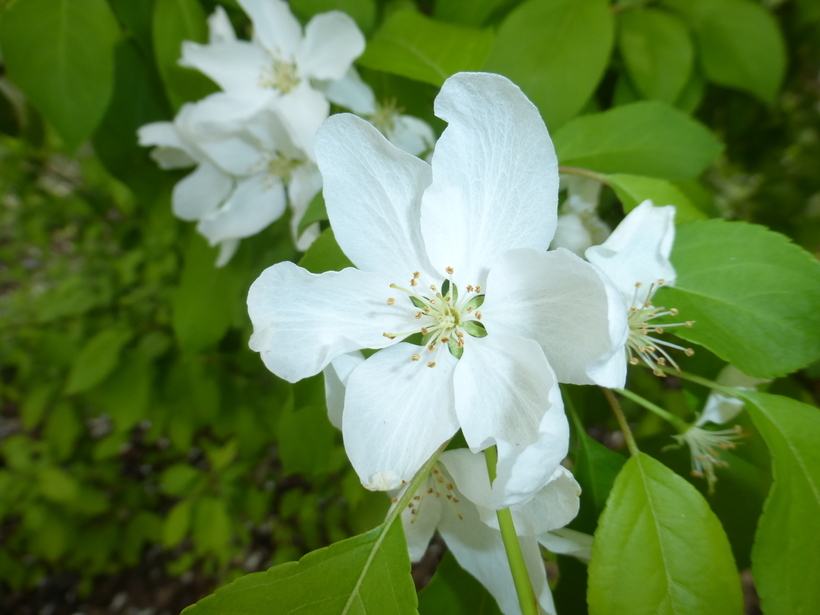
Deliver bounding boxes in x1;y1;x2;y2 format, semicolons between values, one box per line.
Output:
180;0;365;159
550;175;610;256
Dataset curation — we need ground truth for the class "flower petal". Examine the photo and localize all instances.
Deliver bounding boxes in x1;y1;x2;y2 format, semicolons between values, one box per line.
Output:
550;212;593;256
317;68;376;115
180;40;269;94
275;81;329;160
343;343;459;490
197;174;287;245
438;499;555;615
215;238;240;268
397;475;444;562
420;72;559;287
171;162;233;221
481;248;624;386
208;6;236;43
698;364;766;426
585;270;630;388
388;115;436;157
288;163;323;249
248;264;416;382
454;333;555;453
138;122;196;169
537;527;593;563
238;0;302;57
585;201;676;304
323;351;365;430
297;12;365;81
504;466;580;536
315;114;437;281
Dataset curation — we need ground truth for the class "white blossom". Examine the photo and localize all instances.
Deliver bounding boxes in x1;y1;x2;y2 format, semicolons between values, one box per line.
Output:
551;175;610;256
248;72;624;504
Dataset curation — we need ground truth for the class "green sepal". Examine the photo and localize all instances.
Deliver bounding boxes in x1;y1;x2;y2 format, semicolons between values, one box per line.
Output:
448;337;464;360
464;294;485;311
463;320;488;338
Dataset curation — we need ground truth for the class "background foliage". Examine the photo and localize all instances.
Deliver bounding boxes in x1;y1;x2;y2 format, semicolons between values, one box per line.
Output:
1;0;819;613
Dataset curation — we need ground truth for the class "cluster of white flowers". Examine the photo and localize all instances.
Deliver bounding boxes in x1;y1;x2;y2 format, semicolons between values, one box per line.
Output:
139;3;705;610
138;0;434;265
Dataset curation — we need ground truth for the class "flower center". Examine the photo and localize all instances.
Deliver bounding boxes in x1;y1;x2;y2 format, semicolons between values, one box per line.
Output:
370;99;402;136
626;280;695;376
670;425;748;493
259;56;300;93
383;268;486;364
394;463;464;521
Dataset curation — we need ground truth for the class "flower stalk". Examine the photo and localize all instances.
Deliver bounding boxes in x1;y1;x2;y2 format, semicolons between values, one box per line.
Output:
602;387;640;456
484;446;540;615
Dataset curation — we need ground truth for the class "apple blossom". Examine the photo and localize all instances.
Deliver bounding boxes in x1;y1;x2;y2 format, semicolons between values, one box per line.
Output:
248;72;624;504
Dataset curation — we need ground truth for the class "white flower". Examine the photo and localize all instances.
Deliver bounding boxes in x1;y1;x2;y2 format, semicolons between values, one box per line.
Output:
397;449;580;615
585;201;695;381
179;0;365;159
550;175;610;256
138;93;321;265
698;363;768;427
248;72;624;504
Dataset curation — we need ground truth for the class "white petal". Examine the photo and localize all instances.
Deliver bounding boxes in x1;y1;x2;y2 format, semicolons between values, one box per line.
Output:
585;270;630;388
138;122;196;169
275;81;329;160
387;115;436;157
288;163;323;249
208;6;236;43
343;343;460;491
420;72;558;288
215;238;240;268
481;248;624;386
438;499;554;615
297;12;365;81
323;351;365;430
585;201;676;304
562;175;602;216
505;466;580;536
398;475;444;562
180;40;269;93
238;0;302;57
317;68;376;115
549;213;593;256
697;364;767;426
454;333;554;454
171;162;233;221
248;264;416;382
315;114;437;281
537;527;593;563
295;223;320;252
197;174;287;244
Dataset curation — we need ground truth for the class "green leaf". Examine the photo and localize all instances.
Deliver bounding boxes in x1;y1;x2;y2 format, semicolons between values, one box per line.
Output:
485;0;614;129
674;68;707;114
663;0;786;102
163;499;193;547
192;497;233;555
588;453;743;615
278;404;337;477
292;0;376;34
298;191;328;235
606;174;707;223
0;0;120;150
44;403;82;461
93;351;153;432
738;391;820;615
572;428;625;533
152;0;218;110
182;520;416;615
617;8;694;103
159;464;204;497
554;101;723;179
434;0;506;27
298;227;354;274
357;10;494;86
418;551;502;614
657;220;820;378
172;233;244;354
92;38;170;201
65;328;131;394
21;385;54;430
37;467;80;504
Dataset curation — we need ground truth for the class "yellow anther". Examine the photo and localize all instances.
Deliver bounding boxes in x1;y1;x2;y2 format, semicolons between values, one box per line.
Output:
475;311;482;319
427;343;436;351
466;285;474;292
391;497;398;503
427;361;436;368
415;312;422;319
413;495;421;500
453;498;459;503
430;284;437;291
466;306;473;312
475;285;482;293
685;348;695;356
387;298;395;305
413;271;420;279
383;333;396;339
670;308;679;315
445;483;453;490
410;279;418;287
445;266;454;274
411;354;421;361
635;282;643;288
421;327;429;334
441;337;450;343
427;488;433;494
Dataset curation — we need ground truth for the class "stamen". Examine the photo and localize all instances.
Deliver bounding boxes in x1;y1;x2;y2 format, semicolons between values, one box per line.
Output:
387;298;395;305
411;354;420;361
445;266;454;274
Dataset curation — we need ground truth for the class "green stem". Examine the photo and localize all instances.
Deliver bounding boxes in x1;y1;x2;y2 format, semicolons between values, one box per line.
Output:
558;165;610;184
614;387;689;433
484;447;540;615
384;439;450;528
601;387;640;457
664;367;738;397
